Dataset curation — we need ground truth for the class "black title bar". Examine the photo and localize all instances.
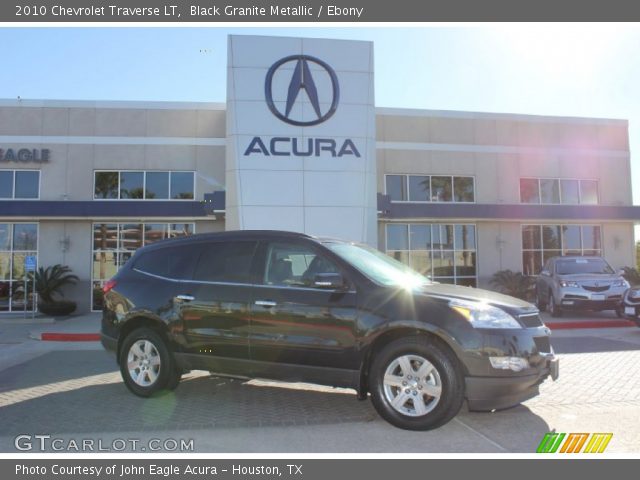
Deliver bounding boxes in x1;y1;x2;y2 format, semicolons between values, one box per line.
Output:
4;0;640;22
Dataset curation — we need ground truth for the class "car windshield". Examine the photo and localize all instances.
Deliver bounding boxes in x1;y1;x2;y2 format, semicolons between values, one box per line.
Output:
325;241;431;288
556;258;615;275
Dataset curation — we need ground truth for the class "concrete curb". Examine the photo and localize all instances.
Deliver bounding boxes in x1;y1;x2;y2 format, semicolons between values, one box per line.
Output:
0;316;56;325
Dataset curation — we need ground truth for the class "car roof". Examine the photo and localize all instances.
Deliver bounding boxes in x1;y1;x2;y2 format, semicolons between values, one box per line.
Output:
141;230;330;250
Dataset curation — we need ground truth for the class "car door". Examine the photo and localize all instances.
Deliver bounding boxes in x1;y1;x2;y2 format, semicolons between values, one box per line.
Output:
249;240;360;386
176;240;258;375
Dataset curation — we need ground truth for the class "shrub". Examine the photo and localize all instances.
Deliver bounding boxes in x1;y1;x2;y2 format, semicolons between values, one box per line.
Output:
30;264;79;304
489;270;535;301
621;266;640;287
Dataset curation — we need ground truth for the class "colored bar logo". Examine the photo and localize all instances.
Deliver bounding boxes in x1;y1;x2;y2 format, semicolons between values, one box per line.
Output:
537;433;612;453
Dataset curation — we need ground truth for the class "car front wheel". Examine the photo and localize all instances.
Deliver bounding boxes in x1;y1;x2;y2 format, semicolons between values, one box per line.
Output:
119;327;181;397
369;337;464;430
549;293;562;317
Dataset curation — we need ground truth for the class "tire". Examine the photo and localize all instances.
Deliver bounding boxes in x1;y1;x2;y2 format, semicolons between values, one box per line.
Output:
369;337;464;431
535;288;547;312
119;327;181;397
548;292;562;317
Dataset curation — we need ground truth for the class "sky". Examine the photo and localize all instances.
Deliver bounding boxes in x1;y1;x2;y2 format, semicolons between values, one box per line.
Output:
0;25;638;202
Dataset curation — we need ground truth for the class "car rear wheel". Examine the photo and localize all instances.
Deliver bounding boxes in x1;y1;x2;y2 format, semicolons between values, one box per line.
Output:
549;293;562;317
119;327;181;397
369;337;464;431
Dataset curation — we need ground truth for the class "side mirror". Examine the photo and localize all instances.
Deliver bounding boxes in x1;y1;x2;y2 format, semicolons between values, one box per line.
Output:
617;269;625;277
313;273;346;290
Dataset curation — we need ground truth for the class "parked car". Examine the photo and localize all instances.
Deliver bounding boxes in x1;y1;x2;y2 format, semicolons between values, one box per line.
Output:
101;230;557;431
535;256;629;318
619;287;640;327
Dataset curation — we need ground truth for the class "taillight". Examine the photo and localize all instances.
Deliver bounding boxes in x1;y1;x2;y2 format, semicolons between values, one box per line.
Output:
102;279;117;294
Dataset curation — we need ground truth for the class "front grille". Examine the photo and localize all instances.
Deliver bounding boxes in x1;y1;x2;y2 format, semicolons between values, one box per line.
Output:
518;313;543;328
582;285;610;293
565;294;589;300
533;336;551;354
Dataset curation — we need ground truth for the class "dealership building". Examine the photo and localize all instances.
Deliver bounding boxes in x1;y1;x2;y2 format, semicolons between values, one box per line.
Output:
0;34;637;313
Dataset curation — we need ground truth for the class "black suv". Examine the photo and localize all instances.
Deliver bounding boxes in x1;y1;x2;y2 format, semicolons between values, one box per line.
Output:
101;230;558;430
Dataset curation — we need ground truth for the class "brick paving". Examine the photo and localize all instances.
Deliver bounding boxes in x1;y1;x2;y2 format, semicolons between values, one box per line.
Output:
0;351;377;435
0;333;639;452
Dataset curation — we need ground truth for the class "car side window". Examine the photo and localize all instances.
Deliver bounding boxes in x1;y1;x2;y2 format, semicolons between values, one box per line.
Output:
193;241;258;284
134;246;200;280
263;242;341;288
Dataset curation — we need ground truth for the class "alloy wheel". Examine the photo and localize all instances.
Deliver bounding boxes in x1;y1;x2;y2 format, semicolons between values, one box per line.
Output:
127;339;161;387
382;354;442;417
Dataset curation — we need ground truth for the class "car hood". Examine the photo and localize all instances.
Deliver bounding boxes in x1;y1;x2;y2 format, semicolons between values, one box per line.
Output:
417;283;535;311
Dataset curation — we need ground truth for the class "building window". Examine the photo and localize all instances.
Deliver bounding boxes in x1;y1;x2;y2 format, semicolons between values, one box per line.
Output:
0;223;38;312
519;178;540;204
94;171;195;200
91;222;194;310
385;175;475;203
119;171;144;199
408;175;429;201
579;180;598;205
520;178;599;205
0;170;40;199
386;223;477;287
386;175;407;201
522;224;602;275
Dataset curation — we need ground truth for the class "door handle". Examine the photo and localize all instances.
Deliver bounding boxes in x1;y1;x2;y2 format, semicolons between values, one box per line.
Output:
255;300;277;308
175;294;195;302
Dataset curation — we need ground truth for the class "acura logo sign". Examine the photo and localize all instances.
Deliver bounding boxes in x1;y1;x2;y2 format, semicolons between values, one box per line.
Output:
265;55;340;126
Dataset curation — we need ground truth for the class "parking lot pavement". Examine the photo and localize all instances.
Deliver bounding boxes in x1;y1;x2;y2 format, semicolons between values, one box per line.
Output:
0;313;102;374
0;328;640;453
0;320;639;453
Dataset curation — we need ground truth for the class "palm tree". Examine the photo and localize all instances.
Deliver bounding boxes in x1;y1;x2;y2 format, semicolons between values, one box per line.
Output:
30;265;79;304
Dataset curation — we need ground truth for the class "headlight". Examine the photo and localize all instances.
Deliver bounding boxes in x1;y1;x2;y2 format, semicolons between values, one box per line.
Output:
449;299;522;329
560;280;579;288
612;279;629;288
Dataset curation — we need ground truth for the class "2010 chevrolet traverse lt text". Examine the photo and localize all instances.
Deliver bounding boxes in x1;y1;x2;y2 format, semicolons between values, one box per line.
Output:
101;230;558;430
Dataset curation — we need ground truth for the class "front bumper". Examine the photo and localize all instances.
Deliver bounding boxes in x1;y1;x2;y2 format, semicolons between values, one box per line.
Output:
558;298;620;311
100;332;118;355
466;355;558;411
557;285;625;310
621;291;640;325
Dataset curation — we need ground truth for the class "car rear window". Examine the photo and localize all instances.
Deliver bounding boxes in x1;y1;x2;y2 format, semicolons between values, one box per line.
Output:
134;245;201;280
556;258;614;275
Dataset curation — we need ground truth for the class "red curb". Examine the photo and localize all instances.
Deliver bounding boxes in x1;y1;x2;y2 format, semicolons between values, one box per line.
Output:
546;320;637;330
40;333;101;342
